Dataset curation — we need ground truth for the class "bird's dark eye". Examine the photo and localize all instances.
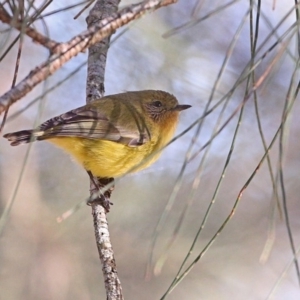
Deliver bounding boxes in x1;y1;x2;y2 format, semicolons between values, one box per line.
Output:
153;101;162;107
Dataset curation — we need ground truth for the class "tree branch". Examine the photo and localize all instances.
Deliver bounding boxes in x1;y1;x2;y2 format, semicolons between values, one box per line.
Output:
0;0;177;115
0;4;60;52
86;1;123;298
86;0;115;102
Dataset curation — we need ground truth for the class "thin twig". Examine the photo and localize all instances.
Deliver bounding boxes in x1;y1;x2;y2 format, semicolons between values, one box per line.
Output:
160;36;293;300
151;8;252;277
0;0;177;115
0;2;59;51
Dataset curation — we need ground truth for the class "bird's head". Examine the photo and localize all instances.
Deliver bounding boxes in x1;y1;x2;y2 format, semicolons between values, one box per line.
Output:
142;90;191;123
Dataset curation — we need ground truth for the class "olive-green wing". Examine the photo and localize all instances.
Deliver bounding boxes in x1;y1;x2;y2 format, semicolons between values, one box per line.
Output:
38;105;150;147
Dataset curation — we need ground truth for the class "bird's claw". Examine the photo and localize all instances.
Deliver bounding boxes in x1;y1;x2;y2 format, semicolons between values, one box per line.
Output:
87;192;113;213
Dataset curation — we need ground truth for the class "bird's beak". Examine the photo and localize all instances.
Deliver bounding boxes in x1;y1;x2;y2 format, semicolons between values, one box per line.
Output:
172;104;192;111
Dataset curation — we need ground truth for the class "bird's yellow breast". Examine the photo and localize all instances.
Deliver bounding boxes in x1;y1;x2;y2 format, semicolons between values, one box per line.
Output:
49;136;160;178
48;111;179;178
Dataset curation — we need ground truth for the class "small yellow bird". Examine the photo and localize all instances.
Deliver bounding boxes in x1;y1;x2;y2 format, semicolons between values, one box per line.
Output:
4;90;191;179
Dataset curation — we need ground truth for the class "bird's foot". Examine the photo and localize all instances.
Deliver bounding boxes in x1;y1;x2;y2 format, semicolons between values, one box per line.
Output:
87;192;113;213
87;171;115;213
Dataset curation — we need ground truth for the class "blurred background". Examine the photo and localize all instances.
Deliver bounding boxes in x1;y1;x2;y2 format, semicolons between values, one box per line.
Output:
1;0;300;299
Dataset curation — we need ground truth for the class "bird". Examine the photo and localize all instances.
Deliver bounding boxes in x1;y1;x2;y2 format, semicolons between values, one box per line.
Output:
4;90;191;180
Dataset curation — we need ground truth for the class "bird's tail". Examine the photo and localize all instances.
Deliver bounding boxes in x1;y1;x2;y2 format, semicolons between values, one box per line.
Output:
3;130;44;146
